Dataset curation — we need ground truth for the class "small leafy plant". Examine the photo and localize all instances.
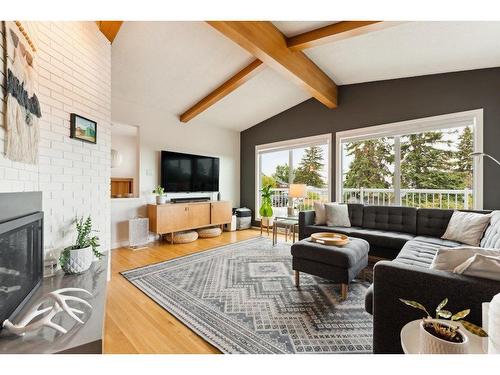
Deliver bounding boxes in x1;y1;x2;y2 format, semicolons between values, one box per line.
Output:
59;216;103;268
259;184;275;218
152;185;165;196
400;298;487;342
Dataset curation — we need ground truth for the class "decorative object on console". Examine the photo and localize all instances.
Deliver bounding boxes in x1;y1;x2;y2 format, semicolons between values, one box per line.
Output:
110;149;123;168
288;184;306;217
59;217;103;275
399;298;487;354
70;113;97;144
2;288;92;336
441;211;491;246
4;21;42;164
152;185;167;205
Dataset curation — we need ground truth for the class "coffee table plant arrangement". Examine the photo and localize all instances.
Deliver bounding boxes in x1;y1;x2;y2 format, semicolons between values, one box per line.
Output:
400;298;487;354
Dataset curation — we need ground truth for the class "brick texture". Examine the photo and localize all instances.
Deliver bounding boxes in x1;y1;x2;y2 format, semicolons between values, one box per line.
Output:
0;21;111;253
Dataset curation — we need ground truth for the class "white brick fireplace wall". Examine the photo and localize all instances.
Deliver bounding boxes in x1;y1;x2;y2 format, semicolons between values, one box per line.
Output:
0;21;111;253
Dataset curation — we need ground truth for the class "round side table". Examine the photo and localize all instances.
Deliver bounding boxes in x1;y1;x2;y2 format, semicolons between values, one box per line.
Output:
400;319;487;354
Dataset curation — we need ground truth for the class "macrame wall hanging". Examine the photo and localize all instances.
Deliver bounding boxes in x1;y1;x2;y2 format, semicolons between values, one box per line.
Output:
4;21;42;164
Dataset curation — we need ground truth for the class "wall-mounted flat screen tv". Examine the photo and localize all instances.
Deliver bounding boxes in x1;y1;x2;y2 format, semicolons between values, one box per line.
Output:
161;151;219;193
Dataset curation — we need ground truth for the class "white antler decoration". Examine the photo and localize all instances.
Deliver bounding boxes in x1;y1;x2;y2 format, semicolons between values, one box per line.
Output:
2;288;93;336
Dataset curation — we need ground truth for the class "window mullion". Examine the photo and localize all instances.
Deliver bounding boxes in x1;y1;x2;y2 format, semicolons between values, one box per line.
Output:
394;136;401;206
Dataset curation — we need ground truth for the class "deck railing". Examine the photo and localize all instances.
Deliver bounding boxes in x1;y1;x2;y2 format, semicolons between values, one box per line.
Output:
267;187;473;214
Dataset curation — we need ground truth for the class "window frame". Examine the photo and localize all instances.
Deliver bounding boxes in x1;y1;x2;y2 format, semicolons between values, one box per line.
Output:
255;133;332;220
335;109;484;209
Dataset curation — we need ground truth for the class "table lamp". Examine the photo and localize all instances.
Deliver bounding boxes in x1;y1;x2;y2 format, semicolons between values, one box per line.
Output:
288;184;307;217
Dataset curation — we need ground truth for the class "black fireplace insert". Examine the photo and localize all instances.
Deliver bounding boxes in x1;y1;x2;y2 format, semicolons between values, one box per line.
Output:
0;192;43;329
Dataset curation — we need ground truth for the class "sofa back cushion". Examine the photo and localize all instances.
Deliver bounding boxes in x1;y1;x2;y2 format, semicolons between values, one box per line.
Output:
362;205;417;234
347;203;364;227
416;208;454;237
481;211;500;249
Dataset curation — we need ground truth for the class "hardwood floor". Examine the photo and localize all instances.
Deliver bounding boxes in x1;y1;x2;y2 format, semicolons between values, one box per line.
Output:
103;229;264;354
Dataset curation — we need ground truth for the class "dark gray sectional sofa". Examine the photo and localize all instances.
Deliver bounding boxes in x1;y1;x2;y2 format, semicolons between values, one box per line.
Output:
298;204;500;353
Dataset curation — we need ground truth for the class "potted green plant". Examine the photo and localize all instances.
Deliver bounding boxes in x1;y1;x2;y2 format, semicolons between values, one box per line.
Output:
400;298;487;354
259;184;274;227
153;185;167;204
59;216;103;275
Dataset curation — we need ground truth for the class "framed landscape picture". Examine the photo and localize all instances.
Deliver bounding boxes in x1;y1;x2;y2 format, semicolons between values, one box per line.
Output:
70;113;97;144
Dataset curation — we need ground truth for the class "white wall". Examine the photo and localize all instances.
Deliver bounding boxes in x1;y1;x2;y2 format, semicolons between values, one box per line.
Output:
0;21;111;254
111;124;139;196
110;23;241;248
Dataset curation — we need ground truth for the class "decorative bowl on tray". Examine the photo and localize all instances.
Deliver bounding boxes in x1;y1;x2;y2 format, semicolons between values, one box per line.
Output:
310;232;350;246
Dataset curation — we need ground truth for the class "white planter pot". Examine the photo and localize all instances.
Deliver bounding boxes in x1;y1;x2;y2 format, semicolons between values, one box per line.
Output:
62;246;93;275
419;319;469;354
261;217;273;227
156;195;167;205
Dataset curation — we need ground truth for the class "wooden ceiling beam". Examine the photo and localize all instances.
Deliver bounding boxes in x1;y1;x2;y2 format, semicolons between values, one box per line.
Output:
96;21;123;43
180;59;265;123
287;21;405;51
207;21;338;109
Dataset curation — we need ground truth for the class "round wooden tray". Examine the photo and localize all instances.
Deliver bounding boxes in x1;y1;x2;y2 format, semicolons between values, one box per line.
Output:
310;232;350;246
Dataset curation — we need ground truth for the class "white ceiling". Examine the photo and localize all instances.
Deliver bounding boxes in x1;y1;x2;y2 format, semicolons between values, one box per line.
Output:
305;21;500;85
112;21;500;132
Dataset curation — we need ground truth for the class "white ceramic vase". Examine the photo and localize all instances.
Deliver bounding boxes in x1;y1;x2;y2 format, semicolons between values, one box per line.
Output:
62;246;93;274
156;195;167;205
419;319;469;354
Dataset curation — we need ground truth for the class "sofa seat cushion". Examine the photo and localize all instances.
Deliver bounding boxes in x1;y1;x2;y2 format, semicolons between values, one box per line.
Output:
394;239;461;268
348;228;415;251
291;237;369;268
412;236;463;247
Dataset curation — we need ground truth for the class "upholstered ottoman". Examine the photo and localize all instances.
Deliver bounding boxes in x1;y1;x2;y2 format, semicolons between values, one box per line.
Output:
291;237;369;300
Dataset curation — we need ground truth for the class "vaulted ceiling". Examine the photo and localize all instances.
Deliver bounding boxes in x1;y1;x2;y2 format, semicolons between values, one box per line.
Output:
111;21;500;132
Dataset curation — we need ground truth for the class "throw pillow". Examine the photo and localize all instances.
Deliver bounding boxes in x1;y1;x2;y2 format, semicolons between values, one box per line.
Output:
431;246;500;271
431;247;500;281
325;203;351;227
313;202;326;225
441;211;491;246
453;253;500;281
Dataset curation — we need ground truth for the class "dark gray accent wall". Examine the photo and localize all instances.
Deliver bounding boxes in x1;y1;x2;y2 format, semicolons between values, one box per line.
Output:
240;67;500;214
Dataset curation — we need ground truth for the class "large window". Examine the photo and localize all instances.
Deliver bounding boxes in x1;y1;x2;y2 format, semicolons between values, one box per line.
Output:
256;134;331;219
336;110;483;209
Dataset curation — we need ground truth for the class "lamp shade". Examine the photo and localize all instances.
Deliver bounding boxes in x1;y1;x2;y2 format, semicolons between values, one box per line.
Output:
289;184;307;198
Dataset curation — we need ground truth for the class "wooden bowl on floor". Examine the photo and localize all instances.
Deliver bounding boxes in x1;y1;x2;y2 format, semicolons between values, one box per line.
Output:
310;232;350;246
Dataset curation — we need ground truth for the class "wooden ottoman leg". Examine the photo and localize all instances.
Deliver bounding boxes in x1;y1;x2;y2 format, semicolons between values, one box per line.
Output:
295;271;300;287
341;283;348;300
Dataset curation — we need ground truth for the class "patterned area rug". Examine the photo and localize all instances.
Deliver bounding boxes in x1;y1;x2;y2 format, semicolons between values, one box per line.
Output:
121;237;373;354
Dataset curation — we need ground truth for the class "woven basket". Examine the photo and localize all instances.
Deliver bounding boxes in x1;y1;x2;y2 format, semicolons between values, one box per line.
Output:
197;227;223;238
165;231;198;244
